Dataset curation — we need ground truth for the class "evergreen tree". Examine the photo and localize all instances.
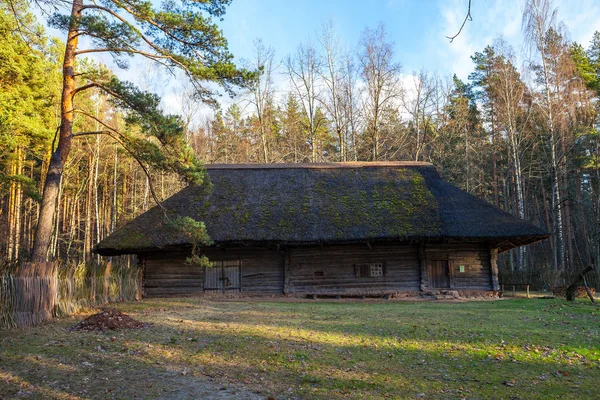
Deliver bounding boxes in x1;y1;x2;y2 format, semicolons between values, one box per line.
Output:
8;0;253;260
443;75;480;193
0;2;61;259
571;42;598;91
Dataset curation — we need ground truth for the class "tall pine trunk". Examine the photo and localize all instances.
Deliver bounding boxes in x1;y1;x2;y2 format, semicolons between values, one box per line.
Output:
31;0;82;261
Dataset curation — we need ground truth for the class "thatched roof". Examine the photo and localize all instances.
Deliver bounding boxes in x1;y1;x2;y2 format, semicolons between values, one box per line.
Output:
95;162;549;255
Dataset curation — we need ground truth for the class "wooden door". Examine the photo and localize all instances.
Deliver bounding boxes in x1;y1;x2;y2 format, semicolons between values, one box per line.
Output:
204;261;241;293
430;260;450;288
204;265;223;292
222;261;241;292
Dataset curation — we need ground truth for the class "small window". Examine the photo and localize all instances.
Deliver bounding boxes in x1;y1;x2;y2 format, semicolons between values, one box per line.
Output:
314;271;324;278
370;263;384;277
355;263;385;277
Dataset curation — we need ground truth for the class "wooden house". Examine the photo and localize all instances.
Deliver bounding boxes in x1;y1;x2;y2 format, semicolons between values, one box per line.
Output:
95;162;549;297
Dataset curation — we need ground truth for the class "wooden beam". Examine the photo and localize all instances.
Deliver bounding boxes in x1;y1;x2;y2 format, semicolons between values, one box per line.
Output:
283;248;291;294
418;244;428;291
490;247;500;291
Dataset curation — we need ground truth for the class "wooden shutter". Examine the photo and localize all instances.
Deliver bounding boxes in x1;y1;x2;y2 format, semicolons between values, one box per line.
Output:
355;263;370;277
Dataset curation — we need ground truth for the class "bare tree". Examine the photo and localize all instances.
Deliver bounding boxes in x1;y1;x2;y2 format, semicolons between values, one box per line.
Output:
492;39;532;270
176;77;202;143
402;70;436;161
523;0;563;271
286;41;321;162
246;39;276;163
358;23;402;160
317;20;348;161
341;54;362;161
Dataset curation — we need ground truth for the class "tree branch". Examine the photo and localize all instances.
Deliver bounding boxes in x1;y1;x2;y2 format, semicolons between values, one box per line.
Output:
447;0;472;42
72;83;98;96
72;109;168;217
80;4;188;71
72;130;111;137
75;48;170;59
109;0;207;47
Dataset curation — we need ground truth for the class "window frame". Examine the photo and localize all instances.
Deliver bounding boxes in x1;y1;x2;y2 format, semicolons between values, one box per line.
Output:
355;262;386;278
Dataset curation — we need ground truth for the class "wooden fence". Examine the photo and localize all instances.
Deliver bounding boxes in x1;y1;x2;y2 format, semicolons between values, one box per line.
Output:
0;259;141;329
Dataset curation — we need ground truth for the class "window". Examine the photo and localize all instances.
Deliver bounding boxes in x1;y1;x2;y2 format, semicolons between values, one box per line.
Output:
355;263;385;277
370;263;384;277
314;271;324;278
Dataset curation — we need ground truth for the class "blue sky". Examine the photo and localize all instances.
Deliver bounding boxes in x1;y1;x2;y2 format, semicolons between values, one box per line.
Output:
219;0;442;72
216;0;600;80
40;0;600;116
220;0;445;73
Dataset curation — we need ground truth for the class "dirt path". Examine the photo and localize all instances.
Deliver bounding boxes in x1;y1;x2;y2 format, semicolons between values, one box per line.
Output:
140;370;263;400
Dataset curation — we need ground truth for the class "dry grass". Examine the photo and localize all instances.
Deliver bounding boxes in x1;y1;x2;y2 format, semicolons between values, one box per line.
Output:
0;259;140;329
0;297;598;399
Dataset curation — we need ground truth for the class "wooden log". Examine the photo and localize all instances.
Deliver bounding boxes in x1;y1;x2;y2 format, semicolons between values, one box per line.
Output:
581;273;596;304
566;267;595;302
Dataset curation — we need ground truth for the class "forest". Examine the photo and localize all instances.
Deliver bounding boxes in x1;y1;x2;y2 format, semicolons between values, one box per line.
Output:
1;0;599;288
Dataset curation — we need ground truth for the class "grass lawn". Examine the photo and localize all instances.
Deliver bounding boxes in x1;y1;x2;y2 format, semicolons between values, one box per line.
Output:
1;297;598;399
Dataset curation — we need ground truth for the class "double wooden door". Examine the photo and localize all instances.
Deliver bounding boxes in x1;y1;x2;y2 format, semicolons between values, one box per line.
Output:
430;260;450;289
204;260;241;293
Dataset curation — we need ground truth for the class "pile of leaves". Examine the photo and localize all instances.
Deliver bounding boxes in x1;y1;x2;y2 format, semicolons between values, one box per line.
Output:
552;286;596;299
71;308;147;331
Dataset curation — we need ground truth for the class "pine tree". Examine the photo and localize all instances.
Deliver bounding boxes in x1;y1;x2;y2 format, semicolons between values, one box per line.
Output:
469;45;501;205
8;0;253;261
0;2;61;259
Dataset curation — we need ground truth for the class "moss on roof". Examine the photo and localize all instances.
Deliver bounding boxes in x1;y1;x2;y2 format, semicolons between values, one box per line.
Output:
95;162;549;255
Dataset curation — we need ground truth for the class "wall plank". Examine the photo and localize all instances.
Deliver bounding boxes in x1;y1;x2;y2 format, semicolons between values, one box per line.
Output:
141;241;495;297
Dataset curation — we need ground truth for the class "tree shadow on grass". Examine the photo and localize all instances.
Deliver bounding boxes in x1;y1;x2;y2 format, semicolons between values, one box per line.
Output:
1;299;598;399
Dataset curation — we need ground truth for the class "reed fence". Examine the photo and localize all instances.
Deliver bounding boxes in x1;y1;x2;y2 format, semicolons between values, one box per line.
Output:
0;258;141;329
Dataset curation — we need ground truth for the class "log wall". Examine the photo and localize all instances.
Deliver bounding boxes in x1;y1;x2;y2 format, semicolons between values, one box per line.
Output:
141;241;496;297
237;250;284;293
142;248;284;297
143;252;204;297
422;242;493;291
286;243;421;294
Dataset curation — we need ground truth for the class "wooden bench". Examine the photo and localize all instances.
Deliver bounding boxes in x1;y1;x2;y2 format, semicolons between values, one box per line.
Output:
307;293;393;300
500;283;531;298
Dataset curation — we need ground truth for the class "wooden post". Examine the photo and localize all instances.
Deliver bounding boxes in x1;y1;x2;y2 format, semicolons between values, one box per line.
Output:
490;247;500;291
419;245;428;291
138;257;145;300
526;285;530;299
512;285;516;296
238;259;243;294
283;249;290;294
104;261;112;304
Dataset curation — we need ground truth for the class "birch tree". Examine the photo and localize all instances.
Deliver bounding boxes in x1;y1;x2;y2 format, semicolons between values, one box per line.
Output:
246;39;276;163
317;20;348;161
286;41;321;162
358;23;402;160
523;0;564;270
492;40;531;270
